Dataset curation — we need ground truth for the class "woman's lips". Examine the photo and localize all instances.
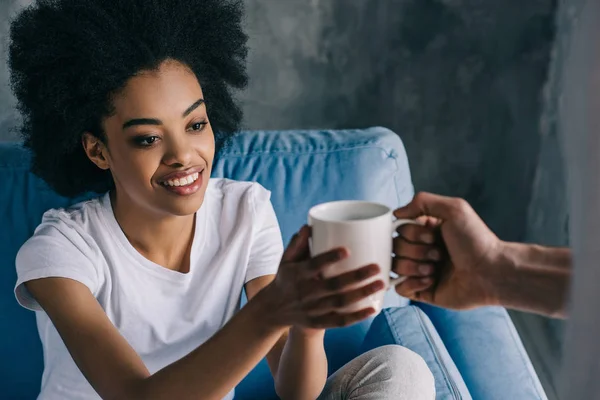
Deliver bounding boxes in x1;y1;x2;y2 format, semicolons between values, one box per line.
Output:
159;169;204;196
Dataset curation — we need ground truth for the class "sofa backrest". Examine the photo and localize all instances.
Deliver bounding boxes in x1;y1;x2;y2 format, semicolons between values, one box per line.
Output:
0;127;414;399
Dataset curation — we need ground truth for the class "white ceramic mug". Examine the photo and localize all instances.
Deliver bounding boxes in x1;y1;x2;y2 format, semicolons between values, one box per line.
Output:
308;200;419;314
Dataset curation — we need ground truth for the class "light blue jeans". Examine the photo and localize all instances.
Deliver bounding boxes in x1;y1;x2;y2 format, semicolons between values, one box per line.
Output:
234;305;547;399
359;306;548;400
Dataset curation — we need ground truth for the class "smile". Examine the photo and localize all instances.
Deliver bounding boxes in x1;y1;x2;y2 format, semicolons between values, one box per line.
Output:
160;172;200;187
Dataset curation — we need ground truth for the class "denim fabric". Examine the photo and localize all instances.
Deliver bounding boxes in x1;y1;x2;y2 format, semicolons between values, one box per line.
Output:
361;307;472;400
417;304;547;400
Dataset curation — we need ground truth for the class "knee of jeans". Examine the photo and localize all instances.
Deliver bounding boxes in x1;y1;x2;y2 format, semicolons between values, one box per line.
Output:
369;345;436;393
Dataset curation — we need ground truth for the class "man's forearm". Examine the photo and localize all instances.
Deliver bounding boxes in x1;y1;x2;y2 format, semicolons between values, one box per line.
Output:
493;242;571;318
275;327;328;400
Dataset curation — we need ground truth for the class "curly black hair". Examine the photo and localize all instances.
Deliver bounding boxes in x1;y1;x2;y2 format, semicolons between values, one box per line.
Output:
8;0;248;197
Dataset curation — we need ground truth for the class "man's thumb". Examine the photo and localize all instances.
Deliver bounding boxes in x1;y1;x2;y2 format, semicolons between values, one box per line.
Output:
393;196;423;220
394;192;457;221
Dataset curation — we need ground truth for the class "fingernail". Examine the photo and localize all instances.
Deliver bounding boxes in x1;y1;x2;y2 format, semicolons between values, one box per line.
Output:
420;232;435;244
427;248;440;260
418;264;433;275
421;277;432;284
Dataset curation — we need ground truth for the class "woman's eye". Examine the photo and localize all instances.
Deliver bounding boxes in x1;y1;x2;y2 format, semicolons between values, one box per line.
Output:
134;136;159;147
188;121;208;132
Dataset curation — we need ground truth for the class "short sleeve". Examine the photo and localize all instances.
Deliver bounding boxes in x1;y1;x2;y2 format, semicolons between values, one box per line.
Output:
15;221;99;311
245;185;284;283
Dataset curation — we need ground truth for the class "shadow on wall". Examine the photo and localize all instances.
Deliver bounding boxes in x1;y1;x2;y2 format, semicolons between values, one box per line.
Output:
242;0;557;243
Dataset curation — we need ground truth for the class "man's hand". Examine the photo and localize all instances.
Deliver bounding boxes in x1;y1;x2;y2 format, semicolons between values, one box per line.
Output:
393;192;505;310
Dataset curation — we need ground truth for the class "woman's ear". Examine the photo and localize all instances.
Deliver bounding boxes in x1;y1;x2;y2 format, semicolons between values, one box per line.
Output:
82;132;110;170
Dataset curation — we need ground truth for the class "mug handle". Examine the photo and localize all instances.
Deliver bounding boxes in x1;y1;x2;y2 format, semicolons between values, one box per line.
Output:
389;218;424;287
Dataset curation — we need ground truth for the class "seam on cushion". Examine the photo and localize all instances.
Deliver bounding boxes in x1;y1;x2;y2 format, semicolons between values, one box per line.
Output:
382;308;406;347
217;143;396;159
387;149;404;207
218;144;406;206
218;137;384;156
414;307;463;400
500;309;546;399
387;147;415;208
387;307;459;400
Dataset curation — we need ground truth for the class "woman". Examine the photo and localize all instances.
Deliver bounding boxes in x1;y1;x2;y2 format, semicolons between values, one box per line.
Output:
9;0;435;399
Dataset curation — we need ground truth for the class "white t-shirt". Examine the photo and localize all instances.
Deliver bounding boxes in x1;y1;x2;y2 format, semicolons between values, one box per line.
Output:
14;178;284;400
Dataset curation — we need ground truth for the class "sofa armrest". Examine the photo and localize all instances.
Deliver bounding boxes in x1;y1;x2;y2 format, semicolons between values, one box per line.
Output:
416;304;547;400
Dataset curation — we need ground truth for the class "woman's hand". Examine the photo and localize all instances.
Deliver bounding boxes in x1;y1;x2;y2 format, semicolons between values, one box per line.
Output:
262;225;384;331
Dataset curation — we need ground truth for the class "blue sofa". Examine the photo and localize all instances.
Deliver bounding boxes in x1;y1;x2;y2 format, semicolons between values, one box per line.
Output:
0;127;546;399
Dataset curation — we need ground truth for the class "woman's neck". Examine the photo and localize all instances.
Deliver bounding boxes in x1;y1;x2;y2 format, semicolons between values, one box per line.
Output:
109;191;196;273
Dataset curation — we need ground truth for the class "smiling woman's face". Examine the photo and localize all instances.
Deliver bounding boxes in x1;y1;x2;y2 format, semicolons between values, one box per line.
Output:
83;59;215;217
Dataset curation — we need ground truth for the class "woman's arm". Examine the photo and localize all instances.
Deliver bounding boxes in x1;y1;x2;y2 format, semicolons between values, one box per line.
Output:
27;277;286;400
27;227;380;400
246;276;328;400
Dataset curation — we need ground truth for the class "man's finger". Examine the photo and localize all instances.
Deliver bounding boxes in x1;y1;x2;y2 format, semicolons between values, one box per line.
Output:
396;223;436;245
394;239;440;263
394;192;466;221
395;277;434;300
393;257;435;277
415;215;443;229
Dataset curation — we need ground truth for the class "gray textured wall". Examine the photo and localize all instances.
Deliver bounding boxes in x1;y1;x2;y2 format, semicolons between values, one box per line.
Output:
0;0;557;243
242;0;557;245
0;0;561;242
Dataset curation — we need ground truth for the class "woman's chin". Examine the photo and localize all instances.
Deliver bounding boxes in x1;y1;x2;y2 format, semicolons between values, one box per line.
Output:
156;189;207;217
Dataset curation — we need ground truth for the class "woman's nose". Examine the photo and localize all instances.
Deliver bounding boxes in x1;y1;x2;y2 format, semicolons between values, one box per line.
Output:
163;135;193;167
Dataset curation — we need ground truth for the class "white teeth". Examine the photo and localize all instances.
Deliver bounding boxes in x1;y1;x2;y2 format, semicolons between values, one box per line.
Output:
163;172;199;187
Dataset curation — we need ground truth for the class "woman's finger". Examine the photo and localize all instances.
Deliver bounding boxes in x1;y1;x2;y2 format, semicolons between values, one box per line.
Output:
304;247;349;278
296;264;378;303
303;279;385;315
281;225;311;263
305;307;376;329
299;264;381;302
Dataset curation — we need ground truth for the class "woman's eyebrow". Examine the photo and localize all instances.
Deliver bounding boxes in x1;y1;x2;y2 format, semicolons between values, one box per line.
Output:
122;99;205;130
122;118;162;130
182;98;205;118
